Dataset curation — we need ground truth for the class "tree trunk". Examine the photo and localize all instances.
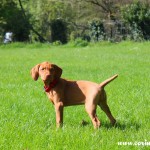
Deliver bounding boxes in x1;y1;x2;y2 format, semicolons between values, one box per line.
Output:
18;0;47;42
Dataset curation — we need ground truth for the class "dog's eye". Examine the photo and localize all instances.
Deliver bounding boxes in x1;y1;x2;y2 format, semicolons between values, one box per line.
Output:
41;68;45;70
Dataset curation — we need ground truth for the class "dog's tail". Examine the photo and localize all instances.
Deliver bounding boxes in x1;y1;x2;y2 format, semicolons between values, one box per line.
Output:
99;74;118;88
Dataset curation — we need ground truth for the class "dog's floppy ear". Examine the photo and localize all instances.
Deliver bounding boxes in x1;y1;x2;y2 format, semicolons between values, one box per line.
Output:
53;64;62;80
31;64;40;81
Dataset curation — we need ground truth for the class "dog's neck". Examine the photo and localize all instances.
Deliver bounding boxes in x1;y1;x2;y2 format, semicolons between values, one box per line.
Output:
44;79;58;92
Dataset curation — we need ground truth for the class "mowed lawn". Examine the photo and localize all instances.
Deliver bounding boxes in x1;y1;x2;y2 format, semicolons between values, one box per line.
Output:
0;42;149;150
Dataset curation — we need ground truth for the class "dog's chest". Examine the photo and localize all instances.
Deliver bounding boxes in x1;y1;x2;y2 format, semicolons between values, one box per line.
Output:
46;91;57;103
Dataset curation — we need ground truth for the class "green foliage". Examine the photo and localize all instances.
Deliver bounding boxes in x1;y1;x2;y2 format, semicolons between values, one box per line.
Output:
25;0;75;42
89;19;105;42
1;0;150;43
0;0;30;41
71;38;88;47
128;23;144;41
50;19;68;44
52;40;62;46
69;31;82;41
122;1;150;40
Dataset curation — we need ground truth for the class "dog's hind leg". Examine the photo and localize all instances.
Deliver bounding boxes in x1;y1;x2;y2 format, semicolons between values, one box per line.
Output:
85;103;101;129
98;90;116;126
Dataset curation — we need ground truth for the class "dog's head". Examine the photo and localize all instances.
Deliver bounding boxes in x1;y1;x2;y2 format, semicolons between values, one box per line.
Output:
31;62;62;84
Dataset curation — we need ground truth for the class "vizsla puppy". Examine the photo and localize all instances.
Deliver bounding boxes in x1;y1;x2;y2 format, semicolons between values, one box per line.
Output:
31;62;118;128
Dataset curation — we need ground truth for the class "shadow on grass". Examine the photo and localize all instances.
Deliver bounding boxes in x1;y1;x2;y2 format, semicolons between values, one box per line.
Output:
80;120;90;127
80;120;141;131
46;120;141;131
102;121;141;131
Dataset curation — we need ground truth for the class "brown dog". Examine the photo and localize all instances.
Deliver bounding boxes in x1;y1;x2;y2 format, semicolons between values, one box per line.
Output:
31;62;118;128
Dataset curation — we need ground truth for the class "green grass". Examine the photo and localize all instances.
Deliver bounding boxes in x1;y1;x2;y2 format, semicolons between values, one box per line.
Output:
0;41;150;150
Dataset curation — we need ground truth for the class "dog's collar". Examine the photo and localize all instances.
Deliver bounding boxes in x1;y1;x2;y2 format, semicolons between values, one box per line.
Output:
44;79;58;92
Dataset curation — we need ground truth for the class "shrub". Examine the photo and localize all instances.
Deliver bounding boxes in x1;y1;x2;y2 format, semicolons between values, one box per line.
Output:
50;19;68;44
52;40;62;46
128;22;144;41
69;31;80;41
0;1;30;41
73;38;88;47
89;19;105;42
122;1;150;41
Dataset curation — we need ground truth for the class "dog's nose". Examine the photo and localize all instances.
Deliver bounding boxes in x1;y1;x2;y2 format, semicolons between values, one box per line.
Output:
46;74;51;78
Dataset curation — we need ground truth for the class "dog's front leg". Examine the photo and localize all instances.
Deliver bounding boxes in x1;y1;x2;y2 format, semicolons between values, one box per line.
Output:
55;102;64;128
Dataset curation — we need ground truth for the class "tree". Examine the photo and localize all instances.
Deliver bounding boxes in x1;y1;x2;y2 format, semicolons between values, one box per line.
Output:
89;19;105;41
0;0;30;41
18;0;47;42
122;1;150;40
84;0;120;20
23;0;75;42
50;19;67;44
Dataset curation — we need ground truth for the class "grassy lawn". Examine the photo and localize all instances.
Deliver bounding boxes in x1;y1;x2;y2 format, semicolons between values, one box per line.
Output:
0;42;150;150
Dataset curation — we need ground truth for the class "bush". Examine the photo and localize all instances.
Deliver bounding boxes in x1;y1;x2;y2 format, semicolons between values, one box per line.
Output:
52;40;62;46
69;31;80;41
0;1;30;41
128;23;144;41
50;19;68;44
89;19;105;42
73;38;88;47
122;1;150;41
